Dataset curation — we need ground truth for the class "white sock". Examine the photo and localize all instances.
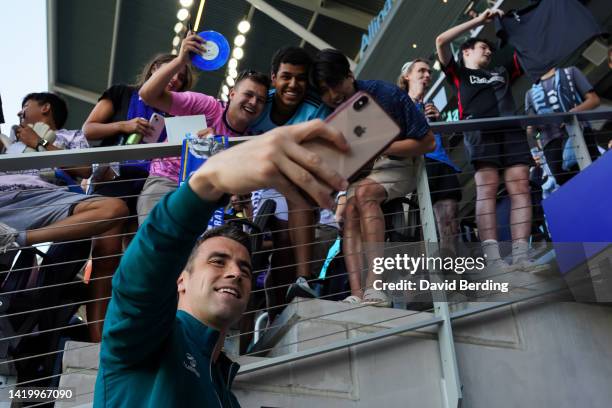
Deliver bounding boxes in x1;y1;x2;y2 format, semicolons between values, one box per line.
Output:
512;240;529;264
482;239;502;265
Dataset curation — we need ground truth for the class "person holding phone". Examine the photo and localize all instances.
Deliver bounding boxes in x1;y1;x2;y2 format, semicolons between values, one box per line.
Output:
398;59;462;256
83;53;195;217
94;119;349;408
311;49;435;306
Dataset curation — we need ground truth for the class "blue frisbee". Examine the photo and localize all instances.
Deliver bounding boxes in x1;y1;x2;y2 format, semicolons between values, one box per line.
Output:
190;30;230;71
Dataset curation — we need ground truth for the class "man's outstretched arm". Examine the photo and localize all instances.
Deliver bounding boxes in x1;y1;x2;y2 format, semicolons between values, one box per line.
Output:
100;120;349;368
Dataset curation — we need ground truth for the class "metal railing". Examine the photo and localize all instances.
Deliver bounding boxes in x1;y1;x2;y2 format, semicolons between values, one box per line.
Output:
0;110;610;407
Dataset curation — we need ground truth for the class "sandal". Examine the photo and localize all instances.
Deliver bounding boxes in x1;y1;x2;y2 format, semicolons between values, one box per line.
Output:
342;295;363;304
362;288;392;308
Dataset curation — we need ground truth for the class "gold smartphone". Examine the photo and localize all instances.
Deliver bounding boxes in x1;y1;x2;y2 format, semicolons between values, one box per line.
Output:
304;91;401;183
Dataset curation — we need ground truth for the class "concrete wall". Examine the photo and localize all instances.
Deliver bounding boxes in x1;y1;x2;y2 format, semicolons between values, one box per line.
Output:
57;299;612;407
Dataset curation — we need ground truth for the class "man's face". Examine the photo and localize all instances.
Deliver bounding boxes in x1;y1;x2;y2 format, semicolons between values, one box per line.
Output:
271;63;308;109
318;75;356;109
405;61;432;89
463;41;492;68
178;237;252;329
228;78;267;126
18;99;47;126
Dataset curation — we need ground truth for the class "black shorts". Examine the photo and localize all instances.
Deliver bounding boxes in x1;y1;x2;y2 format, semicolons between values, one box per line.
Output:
463;127;532;169
425;158;462;204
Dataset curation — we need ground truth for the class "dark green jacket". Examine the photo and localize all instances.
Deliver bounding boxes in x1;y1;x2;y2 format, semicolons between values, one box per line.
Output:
94;183;240;407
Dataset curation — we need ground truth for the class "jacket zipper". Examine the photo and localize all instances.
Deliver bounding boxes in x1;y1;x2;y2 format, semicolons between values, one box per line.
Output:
210;361;223;407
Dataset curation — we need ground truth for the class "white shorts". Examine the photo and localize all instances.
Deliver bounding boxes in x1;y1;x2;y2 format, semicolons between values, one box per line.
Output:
251;188;288;221
251;188;338;228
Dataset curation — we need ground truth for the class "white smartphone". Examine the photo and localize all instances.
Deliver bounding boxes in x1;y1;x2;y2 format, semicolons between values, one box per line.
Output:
144;112;166;143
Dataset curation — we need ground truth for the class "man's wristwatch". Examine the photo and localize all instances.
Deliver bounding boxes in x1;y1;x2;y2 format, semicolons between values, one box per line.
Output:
37;138;49;150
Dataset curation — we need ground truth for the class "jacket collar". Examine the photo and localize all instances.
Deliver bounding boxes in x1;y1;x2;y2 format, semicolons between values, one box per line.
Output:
176;310;220;357
176;310;240;386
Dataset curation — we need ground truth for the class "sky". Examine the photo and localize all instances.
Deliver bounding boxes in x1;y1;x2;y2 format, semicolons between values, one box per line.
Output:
0;0;48;132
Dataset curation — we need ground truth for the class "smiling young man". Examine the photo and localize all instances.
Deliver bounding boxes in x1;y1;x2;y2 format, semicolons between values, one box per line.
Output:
137;32;269;224
248;47;333;311
94;119;349;407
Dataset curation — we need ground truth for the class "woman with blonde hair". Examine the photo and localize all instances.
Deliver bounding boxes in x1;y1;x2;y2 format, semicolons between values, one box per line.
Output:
398;58;462;255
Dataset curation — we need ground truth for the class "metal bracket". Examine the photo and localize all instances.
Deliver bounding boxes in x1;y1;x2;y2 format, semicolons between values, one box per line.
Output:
416;156;463;408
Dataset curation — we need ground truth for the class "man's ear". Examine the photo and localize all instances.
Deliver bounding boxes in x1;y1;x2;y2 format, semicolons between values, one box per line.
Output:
271;72;277;87
40;102;51;115
177;271;188;294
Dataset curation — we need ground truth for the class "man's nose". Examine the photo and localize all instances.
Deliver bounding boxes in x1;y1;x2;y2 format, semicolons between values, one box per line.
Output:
223;263;242;280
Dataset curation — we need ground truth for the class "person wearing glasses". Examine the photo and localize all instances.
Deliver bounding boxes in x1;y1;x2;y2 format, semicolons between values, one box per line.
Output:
138;32;270;225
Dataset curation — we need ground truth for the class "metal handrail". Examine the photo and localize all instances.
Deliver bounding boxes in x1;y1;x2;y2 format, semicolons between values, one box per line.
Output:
2;111;610;171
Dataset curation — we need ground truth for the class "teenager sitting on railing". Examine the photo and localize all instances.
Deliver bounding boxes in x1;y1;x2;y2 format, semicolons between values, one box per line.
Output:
312;49;435;307
94;119;349;408
0;92;128;342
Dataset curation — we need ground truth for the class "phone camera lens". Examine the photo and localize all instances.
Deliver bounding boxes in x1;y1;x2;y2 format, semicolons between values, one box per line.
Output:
353;96;369;111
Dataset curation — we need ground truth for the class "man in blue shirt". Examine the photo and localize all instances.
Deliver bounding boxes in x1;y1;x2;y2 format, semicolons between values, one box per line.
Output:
248;47;332;313
310;49;435;307
94;120;349;407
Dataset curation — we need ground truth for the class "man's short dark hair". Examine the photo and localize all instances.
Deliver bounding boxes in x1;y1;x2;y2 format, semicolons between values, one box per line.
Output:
22;92;68;129
459;37;496;54
310;49;351;90
271;47;313;75
184;223;252;273
235;69;271;90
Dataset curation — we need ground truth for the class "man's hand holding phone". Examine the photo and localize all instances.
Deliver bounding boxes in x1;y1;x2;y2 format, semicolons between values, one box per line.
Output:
303;92;400;184
190;120;349;209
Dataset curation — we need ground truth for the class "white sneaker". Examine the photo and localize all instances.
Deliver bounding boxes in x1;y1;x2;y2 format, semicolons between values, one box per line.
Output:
0;222;18;253
342;295;363;304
